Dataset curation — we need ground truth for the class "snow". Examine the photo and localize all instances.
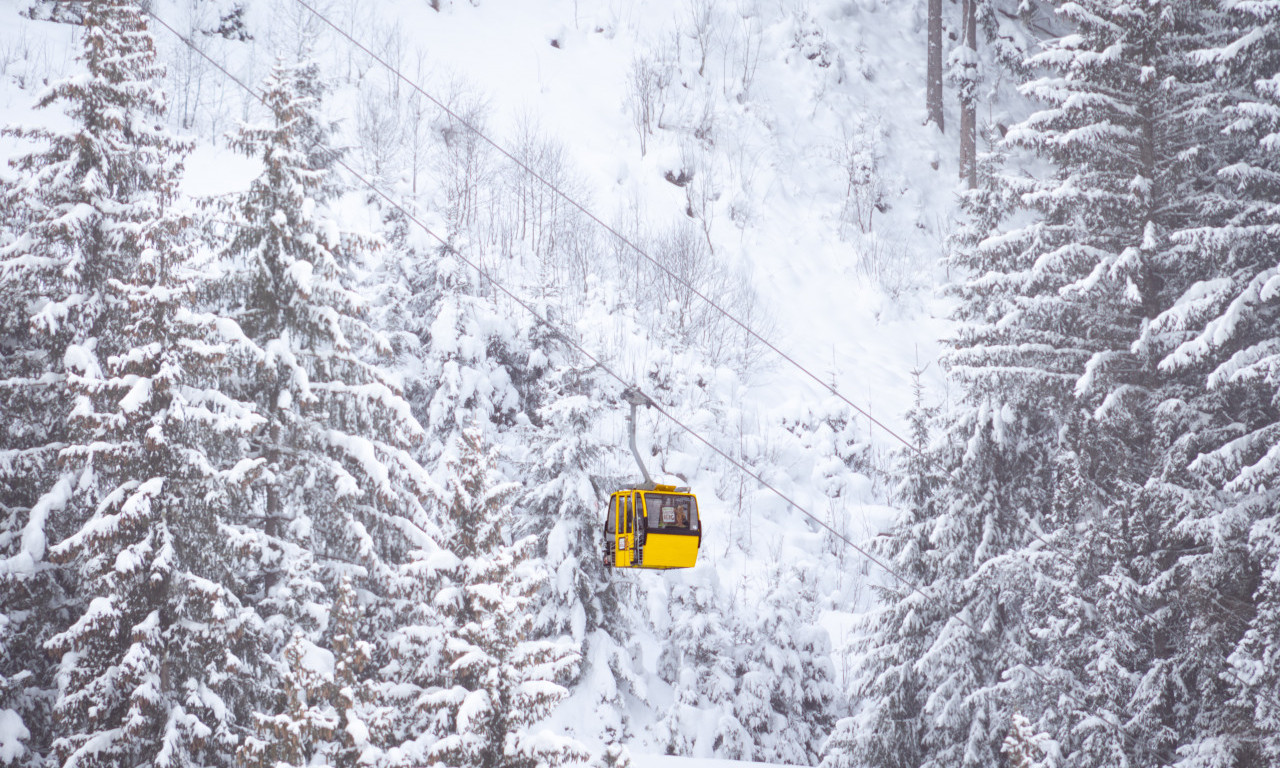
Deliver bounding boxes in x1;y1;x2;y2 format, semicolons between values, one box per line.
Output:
293;0;951;437
456;689;492;733
632;753;807;768
0;709;29;763
0;476;72;575
179;142;262;196
298;637;336;677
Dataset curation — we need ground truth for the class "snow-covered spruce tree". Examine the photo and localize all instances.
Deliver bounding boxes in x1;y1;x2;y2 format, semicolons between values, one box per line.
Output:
925;0;1246;765
238;629;340;768
910;406;1055;768
393;235;524;469
822;369;947;768
239;575;383;768
217;52;436;616
430;427;589;768
324;574;388;767
3;1;270;764
1156;1;1280;761
519;362;605;643
364;239;460;761
516;362;639;743
889;99;1071;768
1007;2;1249;765
362;203;530;767
732;563;836;766
1003;714;1058;768
0;0;179;756
654;570;746;759
45;199;280;768
217;56;443;761
371;533;458;765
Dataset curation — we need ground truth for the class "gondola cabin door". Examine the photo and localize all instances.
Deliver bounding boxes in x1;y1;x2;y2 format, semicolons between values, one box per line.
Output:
609;492;635;567
604;485;700;570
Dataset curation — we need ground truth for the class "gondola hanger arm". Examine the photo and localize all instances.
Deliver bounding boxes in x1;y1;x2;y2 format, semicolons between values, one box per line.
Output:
622;387;656;490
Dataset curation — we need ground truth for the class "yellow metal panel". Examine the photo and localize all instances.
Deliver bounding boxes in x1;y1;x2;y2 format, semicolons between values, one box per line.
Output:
640;532;700;569
614;493;633;567
615;535;633;567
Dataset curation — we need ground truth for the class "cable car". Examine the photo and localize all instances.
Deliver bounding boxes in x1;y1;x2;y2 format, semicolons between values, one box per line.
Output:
605;485;701;569
604;388;701;570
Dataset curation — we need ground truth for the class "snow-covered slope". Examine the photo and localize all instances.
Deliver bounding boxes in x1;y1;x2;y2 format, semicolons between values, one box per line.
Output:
353;0;959;417
634;752;806;768
2;0;959;447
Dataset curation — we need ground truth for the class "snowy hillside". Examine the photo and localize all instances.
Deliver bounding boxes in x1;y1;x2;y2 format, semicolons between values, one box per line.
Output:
633;752;805;768
20;0;1280;767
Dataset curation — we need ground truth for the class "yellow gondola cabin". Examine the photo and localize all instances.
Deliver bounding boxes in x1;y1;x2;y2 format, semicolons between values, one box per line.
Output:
604;485;701;569
604;387;702;570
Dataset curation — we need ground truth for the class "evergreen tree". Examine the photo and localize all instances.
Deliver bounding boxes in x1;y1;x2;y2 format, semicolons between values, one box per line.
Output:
2;0;273;764
823;370;946;768
733;563;836;766
912;0;1254;766
430;427;588;768
1003;713;1058;768
917;411;1053;768
0;0;179;756
1158;1;1280;761
216;55;445;765
239;576;383;768
216;54;437;629
238;629;341;768
367;181;539;768
373;542;458;766
404;246;524;464
906;130;1072;767
654;571;745;759
517;362;642;744
1013;3;1246;766
327;575;383;767
520;364;608;645
46;196;273;768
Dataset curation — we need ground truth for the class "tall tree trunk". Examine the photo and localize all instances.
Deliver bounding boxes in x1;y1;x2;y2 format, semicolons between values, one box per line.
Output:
927;0;944;131
959;0;978;188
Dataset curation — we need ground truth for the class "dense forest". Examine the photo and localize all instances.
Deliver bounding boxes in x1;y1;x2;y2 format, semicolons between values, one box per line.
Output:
841;1;1280;766
1;0;1278;767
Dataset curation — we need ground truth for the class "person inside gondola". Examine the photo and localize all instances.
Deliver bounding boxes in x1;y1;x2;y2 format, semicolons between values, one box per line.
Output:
673;500;688;528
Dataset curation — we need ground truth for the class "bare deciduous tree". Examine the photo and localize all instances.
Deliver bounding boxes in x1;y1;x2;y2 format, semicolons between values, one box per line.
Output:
851;234;922;300
634;221;771;373
680;140;718;253
836;119;887;235
356;84;401;183
403;51;433;196
687;0;716;77
734;9;762;102
495;113;597;295
432;76;494;237
627;53;664;156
